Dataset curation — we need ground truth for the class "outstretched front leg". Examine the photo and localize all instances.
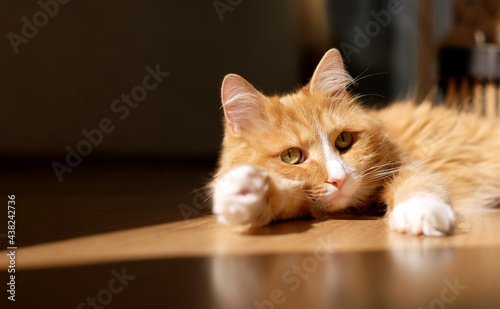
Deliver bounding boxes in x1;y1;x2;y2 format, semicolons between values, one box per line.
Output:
211;165;308;227
384;162;456;236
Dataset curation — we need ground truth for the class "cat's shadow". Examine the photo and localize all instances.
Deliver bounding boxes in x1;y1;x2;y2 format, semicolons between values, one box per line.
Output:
243;215;384;236
243;218;319;236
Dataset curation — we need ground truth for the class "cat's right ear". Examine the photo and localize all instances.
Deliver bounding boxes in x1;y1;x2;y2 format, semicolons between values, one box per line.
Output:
309;48;352;96
221;74;266;135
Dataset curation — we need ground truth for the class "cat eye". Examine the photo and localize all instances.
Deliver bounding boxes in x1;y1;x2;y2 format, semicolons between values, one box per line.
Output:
280;148;303;165
335;132;353;150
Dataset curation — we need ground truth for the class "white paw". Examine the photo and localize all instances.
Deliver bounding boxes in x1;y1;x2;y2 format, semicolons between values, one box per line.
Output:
212;165;269;226
389;195;456;236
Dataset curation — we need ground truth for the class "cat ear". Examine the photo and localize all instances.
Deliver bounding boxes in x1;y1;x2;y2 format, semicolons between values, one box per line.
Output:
309;48;351;96
221;74;266;135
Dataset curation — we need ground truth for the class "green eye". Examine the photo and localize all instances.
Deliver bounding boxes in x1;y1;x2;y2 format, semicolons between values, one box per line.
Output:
335;132;353;150
280;148;303;165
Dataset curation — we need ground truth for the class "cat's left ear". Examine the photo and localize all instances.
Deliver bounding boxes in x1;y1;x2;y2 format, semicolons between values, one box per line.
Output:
309;48;351;96
221;74;267;135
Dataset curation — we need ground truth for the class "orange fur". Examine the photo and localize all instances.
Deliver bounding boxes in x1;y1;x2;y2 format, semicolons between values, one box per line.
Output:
211;49;500;233
375;101;500;209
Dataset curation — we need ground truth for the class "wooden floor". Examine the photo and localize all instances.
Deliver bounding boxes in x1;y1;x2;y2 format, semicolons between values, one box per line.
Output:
1;162;500;308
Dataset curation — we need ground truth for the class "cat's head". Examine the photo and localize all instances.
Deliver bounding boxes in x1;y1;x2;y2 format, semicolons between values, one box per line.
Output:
216;49;396;215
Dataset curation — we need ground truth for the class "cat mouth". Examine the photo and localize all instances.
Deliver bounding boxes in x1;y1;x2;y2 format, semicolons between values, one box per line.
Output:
304;183;352;211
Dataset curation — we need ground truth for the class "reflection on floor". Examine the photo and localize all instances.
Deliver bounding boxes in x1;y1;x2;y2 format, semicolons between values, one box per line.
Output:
1;163;499;308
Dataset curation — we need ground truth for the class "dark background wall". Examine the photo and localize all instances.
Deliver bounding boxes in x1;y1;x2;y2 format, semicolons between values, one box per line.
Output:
1;1;454;164
1;1;301;159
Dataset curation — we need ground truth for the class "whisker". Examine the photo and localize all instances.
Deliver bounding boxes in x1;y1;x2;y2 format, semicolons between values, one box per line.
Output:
353;72;388;84
346;67;367;90
177;186;210;201
357;93;386;100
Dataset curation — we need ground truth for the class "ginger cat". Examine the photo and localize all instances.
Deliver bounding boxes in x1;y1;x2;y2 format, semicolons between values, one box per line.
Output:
210;49;500;236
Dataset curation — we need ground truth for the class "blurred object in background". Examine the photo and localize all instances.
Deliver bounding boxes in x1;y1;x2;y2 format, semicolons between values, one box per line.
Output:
297;0;332;85
440;0;500;47
438;0;500;116
328;0;417;106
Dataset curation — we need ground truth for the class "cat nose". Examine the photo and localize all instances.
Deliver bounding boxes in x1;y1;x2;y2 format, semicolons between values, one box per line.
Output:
327;176;346;190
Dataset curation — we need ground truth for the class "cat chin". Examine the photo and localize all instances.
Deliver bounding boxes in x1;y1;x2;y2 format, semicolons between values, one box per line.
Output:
316;190;350;211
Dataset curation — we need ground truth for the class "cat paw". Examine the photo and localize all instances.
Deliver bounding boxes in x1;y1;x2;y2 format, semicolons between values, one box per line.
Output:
389;195;456;236
212;165;269;226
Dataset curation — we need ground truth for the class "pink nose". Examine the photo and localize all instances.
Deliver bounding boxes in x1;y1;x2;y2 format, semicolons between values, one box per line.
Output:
327;176;346;190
